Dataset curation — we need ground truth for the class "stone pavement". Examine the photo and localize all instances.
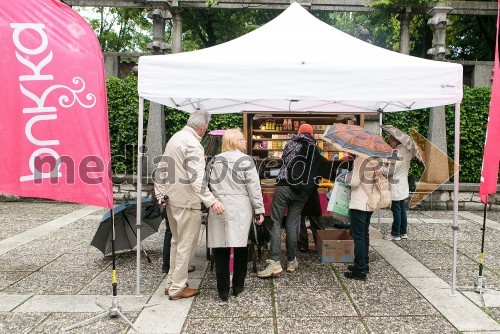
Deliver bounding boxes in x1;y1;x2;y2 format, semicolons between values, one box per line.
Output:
1;201;500;333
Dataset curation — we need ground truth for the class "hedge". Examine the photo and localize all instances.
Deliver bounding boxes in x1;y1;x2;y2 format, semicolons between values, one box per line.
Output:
107;76;490;182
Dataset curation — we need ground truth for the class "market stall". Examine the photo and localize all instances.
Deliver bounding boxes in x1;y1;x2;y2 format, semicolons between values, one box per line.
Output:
136;2;463;294
243;111;363;216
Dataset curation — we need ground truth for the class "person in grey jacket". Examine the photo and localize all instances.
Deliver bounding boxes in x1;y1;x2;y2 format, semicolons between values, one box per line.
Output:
207;129;265;301
154;110;225;300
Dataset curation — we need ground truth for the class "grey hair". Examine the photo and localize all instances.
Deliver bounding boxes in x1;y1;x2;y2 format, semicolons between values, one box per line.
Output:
186;110;211;129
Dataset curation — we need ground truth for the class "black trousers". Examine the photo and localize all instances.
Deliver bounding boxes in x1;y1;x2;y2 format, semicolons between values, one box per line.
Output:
162;220;172;273
298;215;324;250
213;247;248;296
349;209;373;272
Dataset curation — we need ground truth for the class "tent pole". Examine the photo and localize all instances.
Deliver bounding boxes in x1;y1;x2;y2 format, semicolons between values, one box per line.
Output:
451;102;461;295
378;110;382;231
136;97;145;298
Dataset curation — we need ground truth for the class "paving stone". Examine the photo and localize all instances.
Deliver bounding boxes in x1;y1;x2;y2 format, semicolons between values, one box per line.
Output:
273;263;341;289
485;307;500;323
78;264;164;296
0;295;32;312
0;312;48;334
434;269;500;290
2;269;98;295
0;252;62;272
364;315;458;334
347;283;438;316
277;316;367;334
183;317;275;334
40;252;112;272
190;288;273;319
0;272;31;291
32;311;139;334
275;286;356;317
398;240;452;255
201;267;271;290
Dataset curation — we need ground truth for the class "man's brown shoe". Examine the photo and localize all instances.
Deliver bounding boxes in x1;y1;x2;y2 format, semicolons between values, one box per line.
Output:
168;287;200;300
164;283;189;296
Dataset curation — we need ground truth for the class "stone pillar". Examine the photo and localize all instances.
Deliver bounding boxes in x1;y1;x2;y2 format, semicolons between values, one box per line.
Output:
171;9;183;54
398;7;411;55
144;8;171;178
104;54;119;78
423;7;452;184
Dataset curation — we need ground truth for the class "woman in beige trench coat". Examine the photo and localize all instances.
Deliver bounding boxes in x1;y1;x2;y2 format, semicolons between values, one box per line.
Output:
207;129;265;301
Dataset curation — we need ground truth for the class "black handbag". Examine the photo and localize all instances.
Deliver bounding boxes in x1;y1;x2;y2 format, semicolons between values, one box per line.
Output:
248;218;272;246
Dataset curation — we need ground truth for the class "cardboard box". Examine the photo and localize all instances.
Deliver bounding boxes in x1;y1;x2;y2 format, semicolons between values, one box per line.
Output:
316;230;354;263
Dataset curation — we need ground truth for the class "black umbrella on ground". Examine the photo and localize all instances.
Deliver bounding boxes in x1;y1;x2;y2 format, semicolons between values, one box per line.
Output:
91;199;163;263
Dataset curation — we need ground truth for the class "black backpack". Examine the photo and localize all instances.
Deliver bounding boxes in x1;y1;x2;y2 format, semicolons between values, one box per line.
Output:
287;140;324;196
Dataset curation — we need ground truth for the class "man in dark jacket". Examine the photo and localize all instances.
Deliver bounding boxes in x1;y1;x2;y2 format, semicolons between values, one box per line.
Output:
257;124;326;278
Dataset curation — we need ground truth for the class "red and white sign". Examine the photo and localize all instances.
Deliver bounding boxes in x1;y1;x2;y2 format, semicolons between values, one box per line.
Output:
479;0;500;204
0;0;113;208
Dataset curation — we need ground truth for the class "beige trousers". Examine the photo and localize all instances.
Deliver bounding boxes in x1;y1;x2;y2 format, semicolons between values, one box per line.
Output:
165;203;202;296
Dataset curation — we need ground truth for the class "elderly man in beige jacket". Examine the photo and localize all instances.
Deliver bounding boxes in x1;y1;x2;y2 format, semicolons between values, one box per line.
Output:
154;110;224;300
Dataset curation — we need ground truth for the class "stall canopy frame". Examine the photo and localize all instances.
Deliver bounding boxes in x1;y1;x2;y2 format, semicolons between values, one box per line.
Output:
135;2;463;296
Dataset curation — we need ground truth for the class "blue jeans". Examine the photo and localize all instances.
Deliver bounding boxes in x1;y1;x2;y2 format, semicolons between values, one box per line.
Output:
391;200;408;237
349;209;373;272
162;220;172;273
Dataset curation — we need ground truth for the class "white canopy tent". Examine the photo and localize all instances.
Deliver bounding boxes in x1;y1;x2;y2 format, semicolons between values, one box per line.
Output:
136;2;463;295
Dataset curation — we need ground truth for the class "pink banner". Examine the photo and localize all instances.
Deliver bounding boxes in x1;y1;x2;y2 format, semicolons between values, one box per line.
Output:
479;0;500;204
0;0;113;208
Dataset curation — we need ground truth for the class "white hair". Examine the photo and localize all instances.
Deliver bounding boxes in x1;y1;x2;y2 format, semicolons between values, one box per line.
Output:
187;110;211;129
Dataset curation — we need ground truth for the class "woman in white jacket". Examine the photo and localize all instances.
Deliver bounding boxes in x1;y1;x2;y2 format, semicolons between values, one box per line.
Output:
207;129;265;301
345;157;380;281
384;135;414;241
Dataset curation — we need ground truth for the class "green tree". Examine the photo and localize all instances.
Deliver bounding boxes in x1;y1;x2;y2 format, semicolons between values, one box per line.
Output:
447;15;496;61
77;7;151;52
181;8;279;50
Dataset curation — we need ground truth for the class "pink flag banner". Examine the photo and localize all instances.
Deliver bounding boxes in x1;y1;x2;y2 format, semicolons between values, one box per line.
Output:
0;0;113;208
479;0;500;204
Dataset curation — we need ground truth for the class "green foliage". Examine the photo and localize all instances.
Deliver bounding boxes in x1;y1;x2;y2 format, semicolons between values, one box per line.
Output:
445;86;491;182
181;8;279;50
384;86;491;182
107;76;148;174
447;16;496;61
164;109;243;139
164;109;190;138
383;108;429;178
78;7;151;52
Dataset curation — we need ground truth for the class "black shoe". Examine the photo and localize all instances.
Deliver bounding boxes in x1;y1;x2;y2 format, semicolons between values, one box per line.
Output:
188;265;195;273
232;287;244;297
347;265;369;273
219;293;228;302
162;268;168;274
344;271;367;281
